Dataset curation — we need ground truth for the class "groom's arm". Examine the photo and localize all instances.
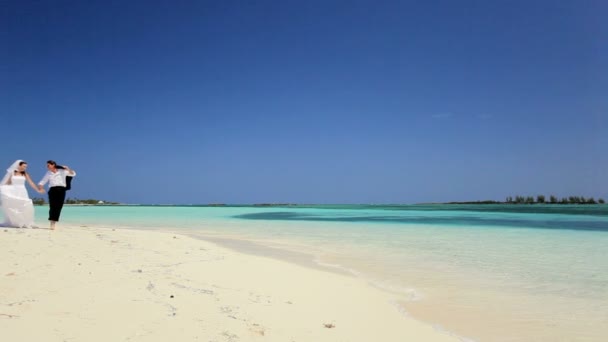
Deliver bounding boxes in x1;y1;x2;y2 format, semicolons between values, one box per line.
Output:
62;165;76;177
38;172;50;192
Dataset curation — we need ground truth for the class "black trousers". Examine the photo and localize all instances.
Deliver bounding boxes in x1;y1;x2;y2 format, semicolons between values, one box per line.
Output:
48;186;67;221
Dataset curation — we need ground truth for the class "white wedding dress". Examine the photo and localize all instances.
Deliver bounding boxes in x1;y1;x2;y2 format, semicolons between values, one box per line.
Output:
0;175;36;228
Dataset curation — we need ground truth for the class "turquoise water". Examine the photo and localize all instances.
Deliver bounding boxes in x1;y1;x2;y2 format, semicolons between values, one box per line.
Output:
27;205;608;341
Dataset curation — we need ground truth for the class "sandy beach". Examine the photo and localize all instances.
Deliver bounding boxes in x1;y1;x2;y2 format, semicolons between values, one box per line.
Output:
1;226;461;342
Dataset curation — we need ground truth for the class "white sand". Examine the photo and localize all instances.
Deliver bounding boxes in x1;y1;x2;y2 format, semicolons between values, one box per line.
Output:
1;226;461;341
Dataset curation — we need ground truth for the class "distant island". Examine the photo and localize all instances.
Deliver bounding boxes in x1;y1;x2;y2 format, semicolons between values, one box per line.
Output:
447;195;605;205
32;198;120;205
200;203;299;207
28;197;605;207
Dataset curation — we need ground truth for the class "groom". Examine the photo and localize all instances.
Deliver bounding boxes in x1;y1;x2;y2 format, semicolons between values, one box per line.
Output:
38;160;76;230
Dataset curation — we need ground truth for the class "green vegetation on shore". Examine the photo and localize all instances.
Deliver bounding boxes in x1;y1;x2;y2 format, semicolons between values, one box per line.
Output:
448;195;605;205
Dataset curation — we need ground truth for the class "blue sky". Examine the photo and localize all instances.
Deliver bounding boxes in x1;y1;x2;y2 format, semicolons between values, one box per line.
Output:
1;1;606;204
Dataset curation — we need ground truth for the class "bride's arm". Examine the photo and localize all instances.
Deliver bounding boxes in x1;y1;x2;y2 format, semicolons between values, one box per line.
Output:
26;173;44;193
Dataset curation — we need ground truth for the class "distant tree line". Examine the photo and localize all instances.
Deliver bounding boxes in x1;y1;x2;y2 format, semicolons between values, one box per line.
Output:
32;197;45;205
505;195;605;205
32;197;119;205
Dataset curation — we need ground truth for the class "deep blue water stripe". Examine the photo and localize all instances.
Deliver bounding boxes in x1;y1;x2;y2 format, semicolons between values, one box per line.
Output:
234;211;608;232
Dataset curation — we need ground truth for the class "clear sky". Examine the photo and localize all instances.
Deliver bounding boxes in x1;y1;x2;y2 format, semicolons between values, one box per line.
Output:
1;1;606;204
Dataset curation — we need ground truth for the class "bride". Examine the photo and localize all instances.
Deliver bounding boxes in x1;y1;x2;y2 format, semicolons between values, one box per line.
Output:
0;160;42;228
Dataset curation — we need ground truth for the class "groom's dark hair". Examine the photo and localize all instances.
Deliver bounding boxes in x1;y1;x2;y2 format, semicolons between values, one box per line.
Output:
47;160;57;166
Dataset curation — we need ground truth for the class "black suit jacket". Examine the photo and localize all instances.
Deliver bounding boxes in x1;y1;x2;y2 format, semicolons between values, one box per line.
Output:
55;165;73;190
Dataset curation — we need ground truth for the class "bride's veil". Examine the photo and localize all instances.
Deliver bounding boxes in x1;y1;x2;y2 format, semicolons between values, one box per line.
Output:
0;160;23;185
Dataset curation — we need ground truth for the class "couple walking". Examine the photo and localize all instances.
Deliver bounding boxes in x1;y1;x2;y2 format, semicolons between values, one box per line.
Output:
0;160;76;230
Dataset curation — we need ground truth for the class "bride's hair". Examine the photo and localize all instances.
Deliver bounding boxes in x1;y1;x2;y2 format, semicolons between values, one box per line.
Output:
15;161;27;176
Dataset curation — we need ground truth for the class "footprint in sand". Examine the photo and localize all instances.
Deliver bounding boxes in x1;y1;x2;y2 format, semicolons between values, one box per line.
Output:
249;323;266;336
